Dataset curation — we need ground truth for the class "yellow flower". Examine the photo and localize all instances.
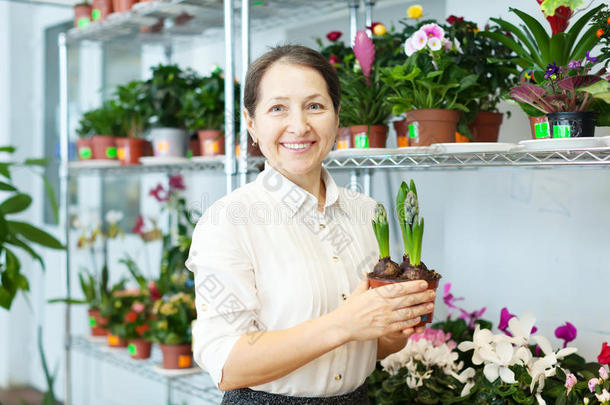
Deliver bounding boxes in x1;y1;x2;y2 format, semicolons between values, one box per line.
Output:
473;27;480;34
407;5;423;19
160;302;176;316
373;24;387;36
158;320;168;330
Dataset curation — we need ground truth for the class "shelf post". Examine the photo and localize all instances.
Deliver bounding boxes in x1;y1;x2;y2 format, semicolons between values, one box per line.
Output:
364;0;375;36
348;0;359;45
224;0;236;194
58;32;72;405
239;0;251;187
363;168;371;196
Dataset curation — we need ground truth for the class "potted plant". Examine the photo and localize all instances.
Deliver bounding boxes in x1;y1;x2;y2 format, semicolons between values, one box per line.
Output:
112;0;136;14
73;1;92;29
114;80;151;165
75;122;93;161
368;203;402;282
91;0;112;21
180;68;240;157
340;31;392;148
482;1;606;139
509;55;610;138
149;292;196;369
381;23;483;146
101;286;137;348
145;64;201;158
77;101;123;160
446;17;520;142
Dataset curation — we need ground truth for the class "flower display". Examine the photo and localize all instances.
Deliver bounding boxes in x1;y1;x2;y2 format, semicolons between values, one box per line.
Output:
148;292;196;345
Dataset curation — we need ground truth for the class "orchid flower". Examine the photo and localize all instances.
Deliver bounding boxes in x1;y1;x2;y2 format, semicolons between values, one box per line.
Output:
353;30;375;85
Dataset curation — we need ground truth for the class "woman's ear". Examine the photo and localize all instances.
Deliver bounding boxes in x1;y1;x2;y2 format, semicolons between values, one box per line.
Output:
243;107;256;143
335;105;341;128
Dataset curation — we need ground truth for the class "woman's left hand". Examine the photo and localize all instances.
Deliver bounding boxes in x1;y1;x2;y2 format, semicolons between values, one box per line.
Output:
377;325;425;360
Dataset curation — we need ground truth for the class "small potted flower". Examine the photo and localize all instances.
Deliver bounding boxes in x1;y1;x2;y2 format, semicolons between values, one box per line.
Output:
74;1;92;29
91;0;112;21
149;292;197;369
509;55;610;138
102;287;139;348
123;299;153;360
76;101;123;160
381;23;483;146
340;31;393;149
368;203;402;283
113;80;151;165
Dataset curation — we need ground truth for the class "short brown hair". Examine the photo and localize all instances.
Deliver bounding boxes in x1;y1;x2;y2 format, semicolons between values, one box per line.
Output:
244;45;341;118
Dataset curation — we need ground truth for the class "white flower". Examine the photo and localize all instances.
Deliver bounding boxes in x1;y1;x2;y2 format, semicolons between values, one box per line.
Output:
535;392;547;405
442;38;452;51
596;389;610;402
105;210;123;224
412;30;428;51
528;335;577;393
405;38;417;56
600;366;609;380
453;38;463;54
480;341;517;384
451;367;475;397
427;37;442;51
508;310;536;346
458;324;495;365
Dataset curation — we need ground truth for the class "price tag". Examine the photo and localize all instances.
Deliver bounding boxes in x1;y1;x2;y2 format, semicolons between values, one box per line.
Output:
336;140;349;150
92;9;101;21
108;335;119;346
89;316;96;327
128;344;137;356
79;147;92;160
354;133;369;149
397;136;408;148
117;147;125;161
408;122;419;143
178;355;192;368
552;124;571;138
77;17;90;29
156;140;170;155
204;140;219;155
105;147;117;159
534;122;550;139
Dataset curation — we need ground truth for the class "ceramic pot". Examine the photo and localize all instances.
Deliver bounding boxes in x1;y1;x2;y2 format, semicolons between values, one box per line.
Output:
91;135;117;160
91;0;113;21
335;127;352;149
547;111;597;138
159;344;192;369
127;338;152;360
116;138;147;165
76;139;93;160
88;308;108;337
198;130;225;156
348;125;388;148
73;4;92;28
405;109;460;146
529;116;551;139
470;111;503;143
393;120;409;148
150;128;188;157
107;333;128;348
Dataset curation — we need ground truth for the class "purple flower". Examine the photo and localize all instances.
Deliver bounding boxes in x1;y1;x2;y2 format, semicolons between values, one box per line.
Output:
499;307;515;336
545;62;558;79
585;50;598;64
568;59;581;69
443;282;463;310
459;307;487;329
555;322;577;348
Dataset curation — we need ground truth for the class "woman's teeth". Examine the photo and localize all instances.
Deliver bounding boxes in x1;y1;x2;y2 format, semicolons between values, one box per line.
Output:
283;143;312;150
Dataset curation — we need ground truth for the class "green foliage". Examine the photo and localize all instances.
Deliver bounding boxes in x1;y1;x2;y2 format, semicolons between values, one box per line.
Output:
396;180;424;266
76;101;124;138
114;80;151;138
0;147;64;310
372;203;390;259
591;5;610;66
148;292;196;345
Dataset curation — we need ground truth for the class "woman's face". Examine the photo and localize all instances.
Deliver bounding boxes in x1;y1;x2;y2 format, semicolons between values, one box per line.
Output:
245;62;338;179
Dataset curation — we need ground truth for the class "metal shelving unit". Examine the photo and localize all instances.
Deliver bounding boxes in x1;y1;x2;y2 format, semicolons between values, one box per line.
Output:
71;336;222;403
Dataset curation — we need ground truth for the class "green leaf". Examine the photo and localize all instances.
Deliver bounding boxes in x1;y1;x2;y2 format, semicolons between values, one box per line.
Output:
489;18;542;67
549;33;569;66
510;8;550;66
570;25;602;62
0;181;16;191
480;29;535;67
0;146;16;153
24;158;48;166
42;175;59;224
4;235;45;269
0;194;32;215
6;221;64;250
0;163;11;179
565;4;605;52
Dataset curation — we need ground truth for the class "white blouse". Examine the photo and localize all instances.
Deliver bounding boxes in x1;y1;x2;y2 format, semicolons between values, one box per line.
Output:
186;162;380;397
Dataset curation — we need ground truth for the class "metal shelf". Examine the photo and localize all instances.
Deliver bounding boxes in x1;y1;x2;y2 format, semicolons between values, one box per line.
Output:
71;336;222;403
65;0;349;44
323;147;610;170
68;156;265;175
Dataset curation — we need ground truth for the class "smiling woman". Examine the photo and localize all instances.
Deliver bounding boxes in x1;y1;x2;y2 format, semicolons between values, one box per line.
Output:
185;45;436;405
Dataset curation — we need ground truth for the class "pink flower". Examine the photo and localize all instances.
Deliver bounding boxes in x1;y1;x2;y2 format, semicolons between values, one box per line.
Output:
600;366;609;380
596;388;610;402
149;184;169;202
169;174;185;190
148;281;160;300
443;282;463;310
132;215;145;235
353;30;375;84
411;30;428;51
132;302;146;313
459;307;487;329
409;332;424;342
328;55;340;66
442;38;452;51
565;373;577;395
326;31;342;42
555;322;577;348
589;377;600;392
499;307;515;336
420;23;445;40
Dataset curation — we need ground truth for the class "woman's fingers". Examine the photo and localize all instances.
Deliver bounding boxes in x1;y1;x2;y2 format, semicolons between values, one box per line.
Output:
389;317;421;333
375;280;428;299
390;289;436;309
389;302;434;323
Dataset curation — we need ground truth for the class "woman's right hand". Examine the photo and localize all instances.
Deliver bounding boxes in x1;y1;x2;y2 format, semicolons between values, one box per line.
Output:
326;278;436;343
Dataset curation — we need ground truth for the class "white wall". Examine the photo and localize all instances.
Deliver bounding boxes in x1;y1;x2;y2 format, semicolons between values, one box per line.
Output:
1;0;609;403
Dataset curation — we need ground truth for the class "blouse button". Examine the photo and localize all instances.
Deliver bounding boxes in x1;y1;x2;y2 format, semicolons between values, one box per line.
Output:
332;256;340;263
319;223;326;230
341;293;347;301
200;303;208;311
334;374;342;381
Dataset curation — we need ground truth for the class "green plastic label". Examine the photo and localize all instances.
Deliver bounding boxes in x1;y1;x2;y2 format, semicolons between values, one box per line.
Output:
354;134;369;148
79;147;92;159
186;150;193;158
408;122;419;140
89;316;96;327
92;8;101;21
105;147;117;158
77;17;90;29
553;124;571;138
534;122;550;139
128;343;137;356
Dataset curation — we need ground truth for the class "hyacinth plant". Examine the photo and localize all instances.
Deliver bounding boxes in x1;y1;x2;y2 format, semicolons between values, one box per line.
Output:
371;203;401;278
396;180;424;268
366;283;610;405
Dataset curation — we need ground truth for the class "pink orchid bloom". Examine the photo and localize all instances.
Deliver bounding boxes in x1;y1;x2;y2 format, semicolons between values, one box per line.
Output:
149;184;169;202
555;322;577;348
353;30;375;85
589;378;601;393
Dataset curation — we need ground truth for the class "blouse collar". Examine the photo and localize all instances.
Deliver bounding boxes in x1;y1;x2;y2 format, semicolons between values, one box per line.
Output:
255;161;343;217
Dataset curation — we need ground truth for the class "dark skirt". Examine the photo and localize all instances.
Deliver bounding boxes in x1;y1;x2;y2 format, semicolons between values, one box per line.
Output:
220;382;370;405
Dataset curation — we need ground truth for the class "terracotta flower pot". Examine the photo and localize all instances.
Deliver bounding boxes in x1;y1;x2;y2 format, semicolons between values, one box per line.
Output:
107;333;128;348
198;129;225;156
470;111;503;143
73;4;92;28
88;308;108;337
127;338;152;360
112;0;137;13
187;134;200;158
336;127;352;149
116;138;147;166
367;277;439;327
393;120;409;148
91;135;118;160
76;139;93;160
91;0;113;21
159;344;192;369
405;109;460;146
349;125;388;148
529;116;551;139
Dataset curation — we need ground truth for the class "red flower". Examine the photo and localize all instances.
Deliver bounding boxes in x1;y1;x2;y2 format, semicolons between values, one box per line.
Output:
125;311;138;323
599;342;610;365
326;31;342;42
132;215;144;235
148;281;160;300
149;184;169;202
168;174;185;191
135;323;150;336
328;55;340;69
446;15;464;25
364;22;382;31
536;0;572;35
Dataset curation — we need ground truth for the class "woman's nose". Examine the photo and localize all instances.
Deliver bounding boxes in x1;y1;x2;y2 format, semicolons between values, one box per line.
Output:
286;110;310;136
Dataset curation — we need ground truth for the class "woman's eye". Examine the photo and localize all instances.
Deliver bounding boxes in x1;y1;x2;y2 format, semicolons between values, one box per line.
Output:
309;103;323;111
270;105;284;113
